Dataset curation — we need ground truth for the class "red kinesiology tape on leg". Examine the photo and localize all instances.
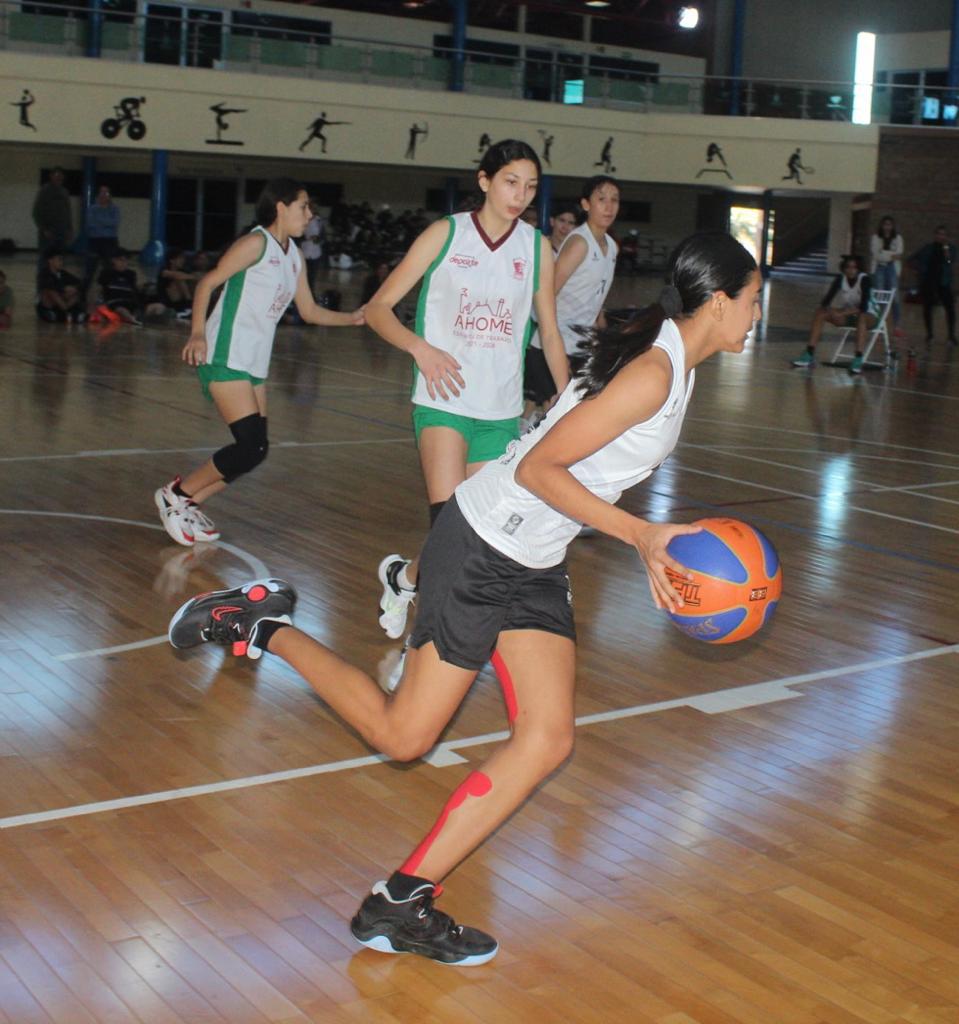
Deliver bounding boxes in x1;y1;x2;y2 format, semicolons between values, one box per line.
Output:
490;650;518;725
400;771;493;876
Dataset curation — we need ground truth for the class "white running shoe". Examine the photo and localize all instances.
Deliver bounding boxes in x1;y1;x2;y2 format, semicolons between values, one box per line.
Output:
154;477;195;547
186;502;221;543
377;554;416;639
377;641;409;694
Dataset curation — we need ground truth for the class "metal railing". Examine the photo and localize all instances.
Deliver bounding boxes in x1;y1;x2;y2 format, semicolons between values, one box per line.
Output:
1;0;955;127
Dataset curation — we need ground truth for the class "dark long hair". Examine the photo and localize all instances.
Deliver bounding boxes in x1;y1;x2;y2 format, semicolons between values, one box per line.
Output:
876;215;897;249
459;139;542;212
255;178;306;227
575;232;757;398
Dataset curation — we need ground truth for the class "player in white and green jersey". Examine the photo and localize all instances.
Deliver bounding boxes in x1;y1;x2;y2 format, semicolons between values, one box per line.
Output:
364;139;570;642
153;178;364;548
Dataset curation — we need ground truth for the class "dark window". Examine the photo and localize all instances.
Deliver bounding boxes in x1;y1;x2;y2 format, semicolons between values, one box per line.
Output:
231;12;331;44
433;34;518;66
619;201;651;223
525;10;583;41
425;188;471;215
244;180;342;206
588;54;659;83
466;4;519;31
87;172;153;199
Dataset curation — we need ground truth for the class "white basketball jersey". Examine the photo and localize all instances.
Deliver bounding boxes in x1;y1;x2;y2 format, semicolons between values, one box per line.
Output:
206;226;301;379
456;318;694;568
412;212;540;419
554;222;618;356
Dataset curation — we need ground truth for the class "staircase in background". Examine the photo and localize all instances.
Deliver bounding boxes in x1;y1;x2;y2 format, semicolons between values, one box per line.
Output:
771;238;830;278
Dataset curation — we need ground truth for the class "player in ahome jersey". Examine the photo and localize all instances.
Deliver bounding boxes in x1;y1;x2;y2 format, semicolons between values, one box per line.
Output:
168;232;762;967
364;140;569;645
154;179;363;547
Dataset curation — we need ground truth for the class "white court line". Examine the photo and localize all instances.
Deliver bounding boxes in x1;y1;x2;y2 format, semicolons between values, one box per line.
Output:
682;444;959;500
686;416;959;460
2;643;955;831
0;436;413;465
692;446;959;472
675;464;959;536
0;509;269;660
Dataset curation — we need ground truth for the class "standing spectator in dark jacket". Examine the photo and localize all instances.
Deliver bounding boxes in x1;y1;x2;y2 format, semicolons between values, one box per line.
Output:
84;185;121;292
911;225;958;345
32;167;73;263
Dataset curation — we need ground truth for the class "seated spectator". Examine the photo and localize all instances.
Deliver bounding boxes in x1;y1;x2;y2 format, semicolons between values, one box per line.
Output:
0;269;13;329
96;249;164;324
157;249;198;318
791;254;878;374
36;250;86;323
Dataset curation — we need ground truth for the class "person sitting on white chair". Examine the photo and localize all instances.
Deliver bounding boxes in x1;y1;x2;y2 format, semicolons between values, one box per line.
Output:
791;254;877;375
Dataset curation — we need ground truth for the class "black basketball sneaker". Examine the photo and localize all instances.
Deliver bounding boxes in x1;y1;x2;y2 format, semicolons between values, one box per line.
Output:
168;578;297;659
350;872;498;966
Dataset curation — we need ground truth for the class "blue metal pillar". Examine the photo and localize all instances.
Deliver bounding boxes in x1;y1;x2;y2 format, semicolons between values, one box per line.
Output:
537;173;553;236
949;0;959;98
87;0;103;58
450;0;467;93
730;0;746;116
144;149;168;271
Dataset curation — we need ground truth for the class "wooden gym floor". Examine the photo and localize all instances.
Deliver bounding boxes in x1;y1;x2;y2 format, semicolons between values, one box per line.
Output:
1;254;958;1023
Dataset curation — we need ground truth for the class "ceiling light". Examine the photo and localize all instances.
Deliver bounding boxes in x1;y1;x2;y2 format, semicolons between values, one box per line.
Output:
678;6;700;29
584;2;612;8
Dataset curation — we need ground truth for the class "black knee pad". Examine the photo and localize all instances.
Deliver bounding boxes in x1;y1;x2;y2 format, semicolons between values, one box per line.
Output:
212;413;268;483
429;500;447;527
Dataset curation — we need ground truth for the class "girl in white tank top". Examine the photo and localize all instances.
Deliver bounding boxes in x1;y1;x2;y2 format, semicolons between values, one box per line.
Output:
365;139;570;640
524;177;621;423
153;178;363;548
553;175;620;356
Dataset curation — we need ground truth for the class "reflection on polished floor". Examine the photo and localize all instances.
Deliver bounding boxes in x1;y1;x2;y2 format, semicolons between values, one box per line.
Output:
1;254;958;1023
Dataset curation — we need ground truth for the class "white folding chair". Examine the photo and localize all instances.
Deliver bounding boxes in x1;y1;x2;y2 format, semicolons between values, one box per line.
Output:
828;288;895;369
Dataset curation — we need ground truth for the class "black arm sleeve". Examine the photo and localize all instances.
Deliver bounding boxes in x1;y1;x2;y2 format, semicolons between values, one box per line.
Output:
859;274;872;313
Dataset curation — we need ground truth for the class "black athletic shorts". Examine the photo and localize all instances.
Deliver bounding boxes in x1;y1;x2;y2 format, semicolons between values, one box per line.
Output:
408;498;576;671
523;346;557;405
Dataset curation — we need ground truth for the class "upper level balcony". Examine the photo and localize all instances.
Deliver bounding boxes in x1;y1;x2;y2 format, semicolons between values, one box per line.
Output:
1;0;953;129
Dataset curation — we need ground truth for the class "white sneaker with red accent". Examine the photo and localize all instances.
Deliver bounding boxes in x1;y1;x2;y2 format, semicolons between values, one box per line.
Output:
154;477;195;547
186;502;220;543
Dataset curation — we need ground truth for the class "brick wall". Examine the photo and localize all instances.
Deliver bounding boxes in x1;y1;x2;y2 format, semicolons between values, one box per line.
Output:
872;126;959;286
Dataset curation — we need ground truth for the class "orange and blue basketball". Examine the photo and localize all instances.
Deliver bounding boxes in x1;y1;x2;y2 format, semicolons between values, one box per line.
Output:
664;518;782;644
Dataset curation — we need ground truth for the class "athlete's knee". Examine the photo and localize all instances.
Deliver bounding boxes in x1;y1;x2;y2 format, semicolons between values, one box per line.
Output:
212;413;268;482
374;712;442;762
517;720;575;775
377;725;438;763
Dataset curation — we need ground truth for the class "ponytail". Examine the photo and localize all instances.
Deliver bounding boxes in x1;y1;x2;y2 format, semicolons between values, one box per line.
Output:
575;232;756;398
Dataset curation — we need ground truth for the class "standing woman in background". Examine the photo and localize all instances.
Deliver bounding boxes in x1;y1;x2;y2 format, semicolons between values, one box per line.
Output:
870;215;903;338
366;139;569;643
154;178;363;547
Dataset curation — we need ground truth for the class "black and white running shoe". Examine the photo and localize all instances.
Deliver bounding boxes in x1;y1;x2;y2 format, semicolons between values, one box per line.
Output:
351;872;498;967
377;554;416;639
168;578;296;659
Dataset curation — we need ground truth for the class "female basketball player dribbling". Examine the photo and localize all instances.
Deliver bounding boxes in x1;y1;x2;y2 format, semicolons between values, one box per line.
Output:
168;232;762;966
154;178;363;547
